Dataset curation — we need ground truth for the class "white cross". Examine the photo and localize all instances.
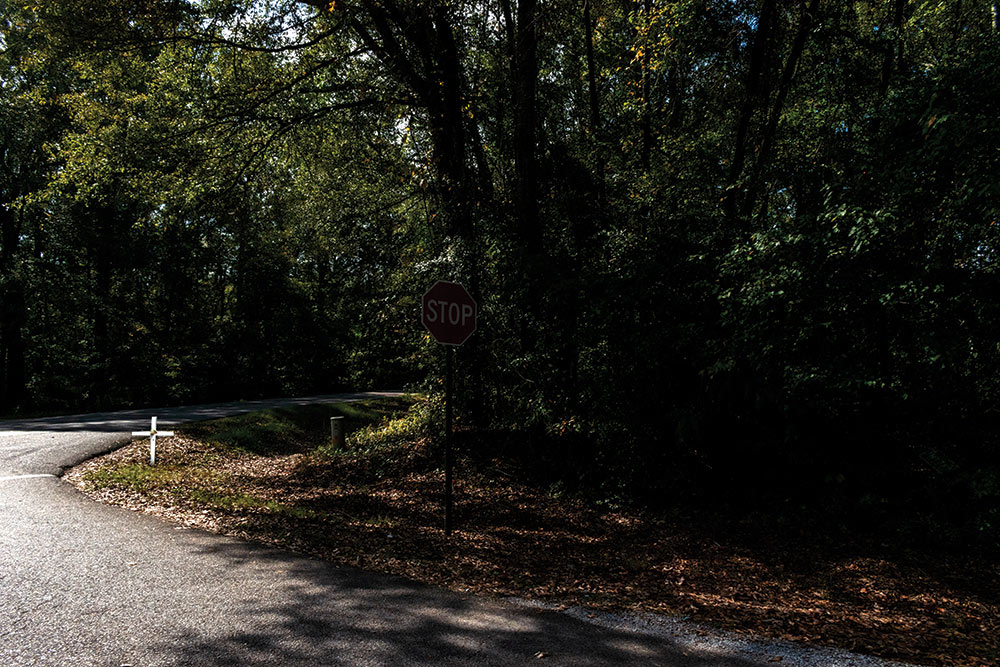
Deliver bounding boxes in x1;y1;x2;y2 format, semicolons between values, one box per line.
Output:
131;416;174;465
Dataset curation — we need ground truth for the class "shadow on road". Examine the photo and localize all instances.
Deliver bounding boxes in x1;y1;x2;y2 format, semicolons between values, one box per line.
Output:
159;539;761;667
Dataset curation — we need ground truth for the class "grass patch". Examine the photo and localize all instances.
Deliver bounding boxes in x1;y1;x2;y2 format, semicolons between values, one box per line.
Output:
187;488;323;520
180;396;416;455
361;514;396;528
84;463;186;493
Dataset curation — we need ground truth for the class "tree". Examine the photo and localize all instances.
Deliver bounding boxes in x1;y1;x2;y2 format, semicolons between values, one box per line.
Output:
4;0;999;545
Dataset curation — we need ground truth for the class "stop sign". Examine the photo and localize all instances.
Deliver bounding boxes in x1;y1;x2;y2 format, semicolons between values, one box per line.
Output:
422;281;477;346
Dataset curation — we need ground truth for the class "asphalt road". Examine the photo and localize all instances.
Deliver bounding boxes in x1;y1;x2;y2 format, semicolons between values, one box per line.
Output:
0;393;909;666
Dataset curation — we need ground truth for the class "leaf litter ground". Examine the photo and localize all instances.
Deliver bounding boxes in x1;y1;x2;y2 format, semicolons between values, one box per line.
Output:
64;405;998;667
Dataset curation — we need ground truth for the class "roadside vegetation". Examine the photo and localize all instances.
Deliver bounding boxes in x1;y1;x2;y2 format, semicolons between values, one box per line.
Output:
67;398;999;667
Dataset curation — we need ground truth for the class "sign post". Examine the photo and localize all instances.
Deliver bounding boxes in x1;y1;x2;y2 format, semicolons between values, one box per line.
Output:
444;345;454;535
422;280;477;536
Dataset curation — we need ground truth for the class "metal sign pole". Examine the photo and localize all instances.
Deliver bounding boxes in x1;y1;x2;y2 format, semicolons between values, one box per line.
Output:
421;280;475;538
445;345;454;536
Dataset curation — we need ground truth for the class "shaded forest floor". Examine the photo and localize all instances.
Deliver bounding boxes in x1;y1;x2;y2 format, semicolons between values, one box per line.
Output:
65;399;999;667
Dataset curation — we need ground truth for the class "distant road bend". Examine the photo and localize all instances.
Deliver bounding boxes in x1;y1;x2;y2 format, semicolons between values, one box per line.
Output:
0;392;911;666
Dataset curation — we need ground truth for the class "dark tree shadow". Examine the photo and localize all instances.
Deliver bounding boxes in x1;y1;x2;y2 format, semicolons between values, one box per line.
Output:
154;538;777;666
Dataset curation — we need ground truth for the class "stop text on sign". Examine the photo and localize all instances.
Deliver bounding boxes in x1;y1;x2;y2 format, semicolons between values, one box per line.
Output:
422;280;477;346
424;300;474;327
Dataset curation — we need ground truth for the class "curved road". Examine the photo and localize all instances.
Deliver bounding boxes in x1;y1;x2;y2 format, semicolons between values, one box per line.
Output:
1;393;907;666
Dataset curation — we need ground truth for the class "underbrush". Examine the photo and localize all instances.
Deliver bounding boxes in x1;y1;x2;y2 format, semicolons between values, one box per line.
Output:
317;396;435;458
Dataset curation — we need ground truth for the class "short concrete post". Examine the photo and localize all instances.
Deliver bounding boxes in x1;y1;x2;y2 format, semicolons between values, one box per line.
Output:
330;416;344;449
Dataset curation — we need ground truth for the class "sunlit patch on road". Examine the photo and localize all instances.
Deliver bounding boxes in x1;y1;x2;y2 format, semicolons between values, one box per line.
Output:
0;474;56;482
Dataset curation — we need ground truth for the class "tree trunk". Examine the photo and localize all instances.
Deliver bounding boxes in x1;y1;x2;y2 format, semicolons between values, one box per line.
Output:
426;6;472;240
879;0;906;97
743;0;821;219
91;214;114;409
0;202;27;412
584;0;600;135
350;1;487;243
639;0;653;172
514;0;540;252
951;0;963;42
725;0;777;232
583;0;605;201
665;65;683;131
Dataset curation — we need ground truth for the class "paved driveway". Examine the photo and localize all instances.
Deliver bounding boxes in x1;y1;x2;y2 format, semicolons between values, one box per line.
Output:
0;393;908;666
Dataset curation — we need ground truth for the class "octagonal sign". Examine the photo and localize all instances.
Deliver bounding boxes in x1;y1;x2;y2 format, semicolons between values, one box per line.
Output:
422;280;477;346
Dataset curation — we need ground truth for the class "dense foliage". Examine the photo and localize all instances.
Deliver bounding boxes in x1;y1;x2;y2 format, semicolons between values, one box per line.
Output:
2;0;998;544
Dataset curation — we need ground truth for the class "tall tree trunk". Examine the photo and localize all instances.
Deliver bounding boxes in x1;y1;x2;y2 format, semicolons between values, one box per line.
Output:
583;0;605;201
743;0;821;219
725;0;776;232
880;0;906;97
0;202;27;412
639;0;653;173
514;0;540;253
350;1;490;243
427;5;472;240
951;0;963;43
509;0;544;365
90;208;115;409
665;65;683;131
584;0;600;135
347;4;455;236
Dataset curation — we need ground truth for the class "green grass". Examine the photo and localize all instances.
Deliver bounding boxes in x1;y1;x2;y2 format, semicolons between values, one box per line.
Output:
187;488;324;520
84;463;187;493
361;514;396;528
179;396;418;455
84;461;330;520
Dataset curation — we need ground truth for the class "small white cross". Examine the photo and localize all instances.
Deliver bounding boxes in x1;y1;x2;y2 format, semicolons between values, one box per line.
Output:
131;416;174;465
